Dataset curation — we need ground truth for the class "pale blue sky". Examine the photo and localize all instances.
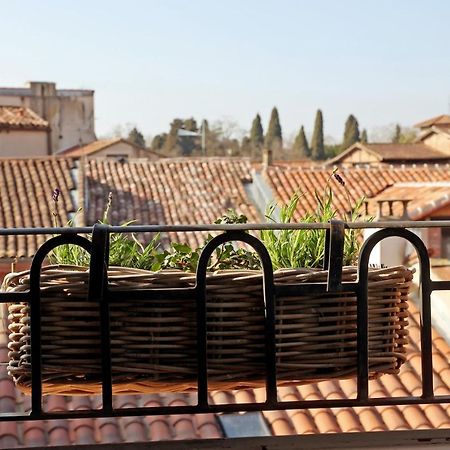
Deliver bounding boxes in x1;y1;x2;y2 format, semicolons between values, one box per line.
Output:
1;0;449;143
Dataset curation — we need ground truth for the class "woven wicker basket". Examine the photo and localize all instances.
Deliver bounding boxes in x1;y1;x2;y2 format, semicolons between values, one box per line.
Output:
4;264;412;395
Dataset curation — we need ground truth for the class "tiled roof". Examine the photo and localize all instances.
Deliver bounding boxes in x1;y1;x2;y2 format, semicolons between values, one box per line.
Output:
367;182;450;220
84;158;259;248
415;115;450;129
417;126;450;141
0;158;77;258
58;138;142;158
260;301;450;435
363;143;448;161
0;106;49;131
0;159;449;445
0;157;257;257
0;335;223;446
329;143;449;165
263;165;450;219
1;301;450;447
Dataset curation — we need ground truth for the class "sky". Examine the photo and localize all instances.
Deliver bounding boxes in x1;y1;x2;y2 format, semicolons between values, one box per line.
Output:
1;0;450;144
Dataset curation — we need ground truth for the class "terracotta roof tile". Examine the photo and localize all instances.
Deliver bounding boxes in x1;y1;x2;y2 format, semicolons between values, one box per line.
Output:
288;410;318;434
366;183;450;219
0;422;20;448
334;410;363;433
262;410;294;435
47;419;71;447
0;157;78;258
195;413;222;439
376;406;409;430
84;158;258;248
0;106;49;130
354;408;385;432
311;409;340;433
22;421;47;447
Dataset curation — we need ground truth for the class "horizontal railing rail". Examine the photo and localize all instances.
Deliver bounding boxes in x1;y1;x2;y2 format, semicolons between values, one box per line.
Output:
0;220;449;422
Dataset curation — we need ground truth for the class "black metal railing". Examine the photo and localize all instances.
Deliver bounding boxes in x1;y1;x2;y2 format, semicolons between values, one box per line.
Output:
0;220;449;422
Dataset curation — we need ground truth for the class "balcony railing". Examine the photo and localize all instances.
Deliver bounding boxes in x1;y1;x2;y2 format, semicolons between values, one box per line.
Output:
0;220;449;423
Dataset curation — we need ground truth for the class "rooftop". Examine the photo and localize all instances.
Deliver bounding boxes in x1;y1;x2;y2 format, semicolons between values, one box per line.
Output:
0;106;49;131
327;143;449;166
0;157;76;258
415;115;450;129
263;165;450;219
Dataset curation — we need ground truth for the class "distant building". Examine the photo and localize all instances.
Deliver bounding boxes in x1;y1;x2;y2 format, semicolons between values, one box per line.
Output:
416;126;450;154
0;81;96;155
0;106;50;156
58;138;161;161
415;114;450;132
327;142;450;166
329;114;450;167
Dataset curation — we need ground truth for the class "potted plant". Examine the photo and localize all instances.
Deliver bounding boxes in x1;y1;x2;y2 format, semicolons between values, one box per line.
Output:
4;175;412;395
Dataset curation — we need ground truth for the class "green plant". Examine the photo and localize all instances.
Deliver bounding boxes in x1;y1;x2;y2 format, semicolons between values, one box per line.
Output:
49;188;90;266
48;190;165;270
260;170;368;270
48;173;368;273
161;210;261;271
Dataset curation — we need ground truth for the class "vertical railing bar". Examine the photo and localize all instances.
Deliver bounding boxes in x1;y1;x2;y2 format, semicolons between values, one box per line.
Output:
419;262;433;398
261;247;277;406
29;259;43;416
88;224;113;413
356;266;369;400
195;233;214;407
356;231;379;401
194;278;209;407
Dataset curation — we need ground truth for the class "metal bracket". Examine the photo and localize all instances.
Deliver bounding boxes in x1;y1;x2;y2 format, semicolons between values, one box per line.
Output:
326;219;345;292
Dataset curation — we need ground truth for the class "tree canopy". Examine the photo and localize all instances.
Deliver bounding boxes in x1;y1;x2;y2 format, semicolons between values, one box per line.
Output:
392;124;402;144
311;110;325;160
342;114;360;150
250;113;264;159
264;107;282;152
361;128;368;144
128;127;146;148
293;125;310;158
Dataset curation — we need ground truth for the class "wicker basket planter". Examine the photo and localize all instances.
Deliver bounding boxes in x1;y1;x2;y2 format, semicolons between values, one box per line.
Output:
4;264;412;395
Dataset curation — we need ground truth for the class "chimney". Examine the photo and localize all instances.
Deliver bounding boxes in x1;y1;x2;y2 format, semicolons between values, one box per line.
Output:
262;148;273;169
28;81;56;97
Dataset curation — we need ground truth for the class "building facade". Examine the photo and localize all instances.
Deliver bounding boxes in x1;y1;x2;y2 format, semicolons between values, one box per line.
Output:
0;81;96;154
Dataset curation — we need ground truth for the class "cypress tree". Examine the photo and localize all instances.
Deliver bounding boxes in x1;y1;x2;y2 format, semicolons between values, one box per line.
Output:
311;109;325;160
293;125;310;158
200;119;209;135
361;128;368;144
392;124;401;143
151;134;165;150
264;107;282;151
342;114;360;150
250;113;264;160
250;114;264;148
128;127;146;148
